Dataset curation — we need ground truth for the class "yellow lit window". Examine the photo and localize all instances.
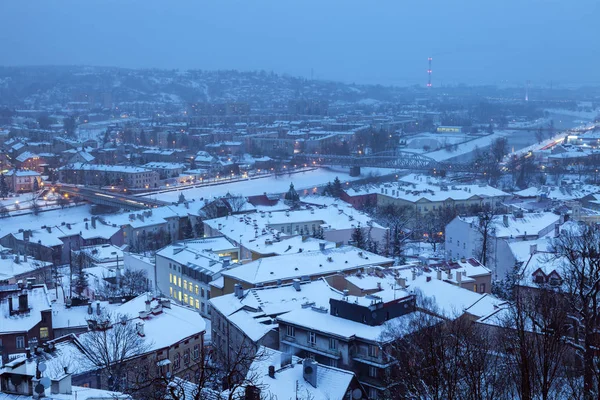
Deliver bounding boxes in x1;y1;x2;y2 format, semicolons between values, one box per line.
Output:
183;280;187;290
170;287;173;296
184;294;188;303
178;291;182;301
195;285;199;295
178;277;182;287
195;300;200;309
40;327;49;339
169;274;172;284
189;296;194;306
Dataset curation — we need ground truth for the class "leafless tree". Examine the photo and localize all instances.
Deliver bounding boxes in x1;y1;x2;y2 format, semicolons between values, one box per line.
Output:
78;312;153;392
550;223;600;399
475;206;498;266
225;194;247;214
128;337;269;400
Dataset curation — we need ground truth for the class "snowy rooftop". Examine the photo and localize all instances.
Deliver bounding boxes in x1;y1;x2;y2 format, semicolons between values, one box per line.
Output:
222;246;392;285
51;301;119;330
210;279;342;341
143;162;186;169
459;212;560;239
1;285;51;334
59;162;153;174
79;244;125;264
242;346;355;400
515;183;599;201
0;254;52;282
348;173;510;202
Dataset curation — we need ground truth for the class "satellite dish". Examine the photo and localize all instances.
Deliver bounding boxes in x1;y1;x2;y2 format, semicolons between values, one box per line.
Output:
35;384;45;394
38;362;47;372
40;377;51;388
352;388;363;399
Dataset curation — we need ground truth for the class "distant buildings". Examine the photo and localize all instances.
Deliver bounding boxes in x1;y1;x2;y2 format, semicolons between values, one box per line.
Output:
59;163;159;189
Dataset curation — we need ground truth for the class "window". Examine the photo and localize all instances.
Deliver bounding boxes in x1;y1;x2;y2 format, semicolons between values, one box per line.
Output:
195;285;199;295
40;327;49;339
189;296;194;306
193;344;200;360
329;359;337;367
368;345;379;358
479;283;486;293
287;325;295;337
184;349;190;365
195;299;200;309
184;294;188;303
329;338;337;350
369;366;378;378
308;331;316;345
178;277;182;287
463;242;466;249
173;353;180;370
201;288;205;298
369;387;379;399
473;284;477;292
183;280;188;290
201;303;205;313
169;273;173;283
16;336;25;349
457;240;460;247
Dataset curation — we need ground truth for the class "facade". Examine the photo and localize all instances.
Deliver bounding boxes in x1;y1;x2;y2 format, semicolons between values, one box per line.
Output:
0;284;54;357
4;170;41;193
59;162;159;189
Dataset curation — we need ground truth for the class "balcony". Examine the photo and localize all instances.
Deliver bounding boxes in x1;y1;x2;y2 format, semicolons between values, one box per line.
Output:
352;352;396;368
282;337;341;359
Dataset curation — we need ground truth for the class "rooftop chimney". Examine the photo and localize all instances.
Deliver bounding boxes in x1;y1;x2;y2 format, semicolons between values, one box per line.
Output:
411;269;416;281
136;321;145;337
456;271;462;284
503;215;509;227
96;301;101;315
18;292;29;312
437;269;442;280
292;279;301;292
268;365;275;379
530;244;538;255
397;278;406;289
554;223;560;237
145;300;151;313
87;303;93;315
319;242;326;251
303;359;318;388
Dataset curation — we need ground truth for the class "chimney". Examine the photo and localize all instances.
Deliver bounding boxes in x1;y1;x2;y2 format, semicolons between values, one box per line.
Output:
87;303;93;315
51;372;72;395
411;270;416;281
436;269;442;280
397;278;406;288
554;223;560;237
222;258;230;268
18;292;29;312
503;215;509;227
85;222;89;230
145;300;151;313
302;359;318;388
136;321;145;337
96;301;101;315
456;271;462;284
376;282;382;290
92;216;97;229
234;283;243;298
530;244;537;255
559;214;565;224
343;289;349;297
268;365;276;379
23;253;27;262
319;242;326;251
293;279;301;292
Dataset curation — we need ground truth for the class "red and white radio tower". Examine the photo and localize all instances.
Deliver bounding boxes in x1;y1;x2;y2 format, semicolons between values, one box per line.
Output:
427;57;432;88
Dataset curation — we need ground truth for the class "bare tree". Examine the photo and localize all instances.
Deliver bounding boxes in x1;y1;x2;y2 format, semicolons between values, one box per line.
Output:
128;338;269;400
78;312;153;392
475;206;498;267
551;223;600;399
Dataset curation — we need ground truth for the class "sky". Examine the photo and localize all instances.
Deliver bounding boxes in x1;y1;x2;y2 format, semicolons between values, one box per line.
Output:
1;0;598;86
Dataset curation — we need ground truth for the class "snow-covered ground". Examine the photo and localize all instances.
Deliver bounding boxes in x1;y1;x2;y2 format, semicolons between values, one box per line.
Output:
143;167;397;203
545;108;599;120
420;131;512;162
0;204;94;238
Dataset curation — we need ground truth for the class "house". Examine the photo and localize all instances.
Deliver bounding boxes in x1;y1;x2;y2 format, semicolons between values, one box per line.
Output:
0;284;53;357
39;295;206;391
213;245;393;297
155;238;239;317
444;211;562;278
0;251;53;286
143;162;186;180
235;346;367;400
0;355;130;399
58;163;159;189
4;170;41;193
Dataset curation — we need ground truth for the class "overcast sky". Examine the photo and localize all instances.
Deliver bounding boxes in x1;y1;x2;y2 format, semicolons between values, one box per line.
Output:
1;0;598;86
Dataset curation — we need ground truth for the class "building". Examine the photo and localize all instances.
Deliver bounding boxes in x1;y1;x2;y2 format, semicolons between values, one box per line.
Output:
39;295;206;391
4;170;41;193
0;251;53;286
213;245;393;297
0;284;53;357
346;174;511;216
58;163;159;189
142;162;186;180
445;211;562;278
155;238;238;317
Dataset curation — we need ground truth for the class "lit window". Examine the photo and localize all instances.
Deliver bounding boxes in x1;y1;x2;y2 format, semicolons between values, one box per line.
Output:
178;277;182;287
195;300;200;309
178;291;182;301
195;285;199;295
189;296;194;306
184;294;188;303
40;327;49;339
183;280;188;290
170;287;173;296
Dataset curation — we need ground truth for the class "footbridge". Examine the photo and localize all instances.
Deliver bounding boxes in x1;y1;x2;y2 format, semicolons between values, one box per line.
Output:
53;184;171;210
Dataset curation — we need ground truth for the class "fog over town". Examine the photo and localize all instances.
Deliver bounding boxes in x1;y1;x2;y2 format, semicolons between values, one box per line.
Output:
0;2;599;400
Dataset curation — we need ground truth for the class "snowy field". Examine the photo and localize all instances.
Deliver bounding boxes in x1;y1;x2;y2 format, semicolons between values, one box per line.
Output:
143;167;397;203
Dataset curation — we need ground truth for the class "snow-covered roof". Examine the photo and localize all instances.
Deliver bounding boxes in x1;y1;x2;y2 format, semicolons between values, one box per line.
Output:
242;347;355;400
515;183;599;201
4;169;41;177
51;301;119;330
459;211;560;239
58;162;153;174
348;173;510;203
1;285;51;334
0;254;52;282
79;244;125;265
143;162;186;170
222;246;392;285
15;151;39;162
